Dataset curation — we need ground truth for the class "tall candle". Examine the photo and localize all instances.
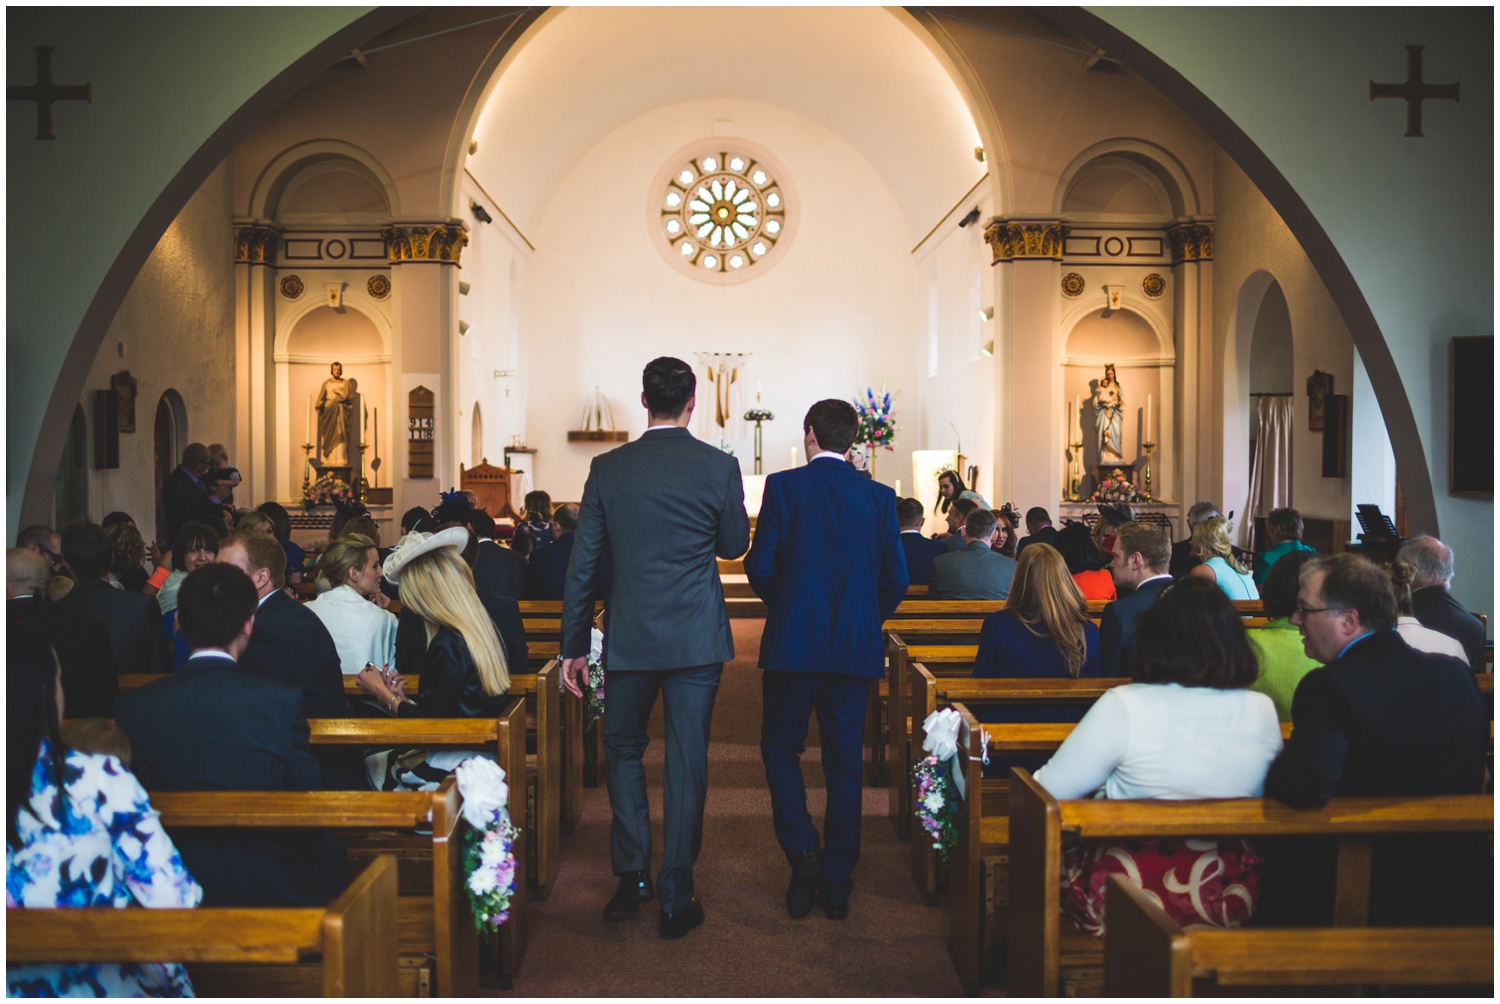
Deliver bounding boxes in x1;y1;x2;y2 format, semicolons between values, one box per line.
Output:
305;395;313;445
1146;393;1153;443
790;446;798;469
895;478;902;498
1074;394;1082;444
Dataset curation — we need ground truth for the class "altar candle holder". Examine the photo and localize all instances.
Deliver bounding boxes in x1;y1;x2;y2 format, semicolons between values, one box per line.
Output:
1141;441;1156;502
301;443;314;493
1069;440;1084;502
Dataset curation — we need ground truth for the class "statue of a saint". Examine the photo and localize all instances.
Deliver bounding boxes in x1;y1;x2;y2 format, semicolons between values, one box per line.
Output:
316;361;358;466
1092;363;1124;462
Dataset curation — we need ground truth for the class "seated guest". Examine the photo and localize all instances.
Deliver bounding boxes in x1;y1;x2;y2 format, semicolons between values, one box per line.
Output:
1188;515;1259;600
60;716;133;763
390;528;527;679
528;502;612;601
1169;500;1220;578
929;508;1015;600
897;497;946;586
8;547;119;718
116;564;346;907
235;510;275;535
940;497;980;552
1054;521;1115;601
1388;559;1468;664
257;501;305;584
1034;577;1282;937
1245;550;1320;720
1262;554;1489;926
469;507;526;601
7;627;202;998
341;514;382;543
159;523;223;670
518;490;555;549
1091;503;1134;559
991;506;1019;559
57;521;171;675
1098;521;1172;677
1016;506;1058;555
510;528;536;563
101;510;137;530
17;524;69;581
107;520;151;592
398;505;432;540
305;533;398;674
1254;507;1315;585
1397;535;1486;669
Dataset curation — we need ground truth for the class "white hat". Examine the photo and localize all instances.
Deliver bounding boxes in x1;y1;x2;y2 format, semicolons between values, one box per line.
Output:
382;526;470;584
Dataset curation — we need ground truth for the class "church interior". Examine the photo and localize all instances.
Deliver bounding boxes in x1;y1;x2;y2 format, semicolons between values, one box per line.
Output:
7;6;1493;997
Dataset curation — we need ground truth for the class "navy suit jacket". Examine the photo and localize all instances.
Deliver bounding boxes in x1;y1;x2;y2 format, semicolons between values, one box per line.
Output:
1098;574;1171;677
745;456;908;680
900;531;947;586
1016;525;1058;555
528;533;611;602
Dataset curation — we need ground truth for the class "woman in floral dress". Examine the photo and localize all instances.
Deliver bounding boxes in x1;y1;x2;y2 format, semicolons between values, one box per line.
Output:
6;624;202;997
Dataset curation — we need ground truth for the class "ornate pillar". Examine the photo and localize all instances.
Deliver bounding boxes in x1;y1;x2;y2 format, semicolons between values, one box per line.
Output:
986;218;1065;513
1167;218;1214;517
383;221;468;518
233;219;281;507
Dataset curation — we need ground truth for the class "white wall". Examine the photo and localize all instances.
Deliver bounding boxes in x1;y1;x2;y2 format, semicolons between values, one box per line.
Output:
1350;349;1398;529
512;98;924;505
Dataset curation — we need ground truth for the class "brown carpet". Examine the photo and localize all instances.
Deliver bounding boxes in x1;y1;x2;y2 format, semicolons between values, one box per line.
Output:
504;618;965;996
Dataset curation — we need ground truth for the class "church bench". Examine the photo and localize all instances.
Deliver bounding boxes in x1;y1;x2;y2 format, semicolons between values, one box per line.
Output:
5;854;400;997
1001;761;1494;998
149;777;522;995
1101;874;1493;995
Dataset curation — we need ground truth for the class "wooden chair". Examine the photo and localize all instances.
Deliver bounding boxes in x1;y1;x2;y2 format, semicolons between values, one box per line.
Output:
1006;764;1494;997
1102;874;1493;995
6;855;400;998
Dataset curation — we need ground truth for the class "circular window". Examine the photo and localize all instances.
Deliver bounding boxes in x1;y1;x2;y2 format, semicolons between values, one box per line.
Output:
649;139;796;285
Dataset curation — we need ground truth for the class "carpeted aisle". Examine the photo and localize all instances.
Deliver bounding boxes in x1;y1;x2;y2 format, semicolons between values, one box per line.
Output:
504;618;964;996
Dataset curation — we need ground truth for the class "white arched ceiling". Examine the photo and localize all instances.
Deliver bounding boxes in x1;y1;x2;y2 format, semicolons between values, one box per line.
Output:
465;6;984;244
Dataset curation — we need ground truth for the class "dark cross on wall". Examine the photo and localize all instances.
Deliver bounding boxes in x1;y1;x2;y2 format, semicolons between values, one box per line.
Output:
1369;45;1458;138
8;46;91;140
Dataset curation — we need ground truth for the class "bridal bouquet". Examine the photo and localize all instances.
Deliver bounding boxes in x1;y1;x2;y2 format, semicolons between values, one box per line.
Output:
456;758;520;933
853;384;898;451
303;473;354;508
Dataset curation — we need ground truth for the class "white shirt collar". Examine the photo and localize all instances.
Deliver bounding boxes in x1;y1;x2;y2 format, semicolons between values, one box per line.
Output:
811;451;846;463
643;423;681;434
900;529;922;535
257;590;276;607
1139;573;1173;587
190;647;236;663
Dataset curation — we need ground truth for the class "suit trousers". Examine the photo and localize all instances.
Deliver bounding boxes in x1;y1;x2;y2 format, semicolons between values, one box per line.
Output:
760;671;868;905
602;663;721;913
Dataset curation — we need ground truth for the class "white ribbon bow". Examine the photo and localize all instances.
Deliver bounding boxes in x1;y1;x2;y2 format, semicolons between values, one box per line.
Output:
589;627;604;665
921;708;963;762
455;756;511;830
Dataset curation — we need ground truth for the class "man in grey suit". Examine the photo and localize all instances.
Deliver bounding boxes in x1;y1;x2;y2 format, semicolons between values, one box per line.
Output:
560;356;750;940
929;508;1015;600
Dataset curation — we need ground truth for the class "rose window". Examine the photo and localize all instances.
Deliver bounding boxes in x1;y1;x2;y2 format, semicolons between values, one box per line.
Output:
650;141;794;284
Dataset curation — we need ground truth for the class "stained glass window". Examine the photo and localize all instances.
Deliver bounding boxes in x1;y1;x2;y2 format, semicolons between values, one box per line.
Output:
656;147;789;279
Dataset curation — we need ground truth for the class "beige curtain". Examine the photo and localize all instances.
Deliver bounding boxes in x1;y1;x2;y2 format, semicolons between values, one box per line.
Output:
1243;396;1293;547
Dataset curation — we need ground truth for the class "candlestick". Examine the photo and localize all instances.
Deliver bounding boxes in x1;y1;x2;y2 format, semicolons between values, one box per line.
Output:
1141;441;1156;502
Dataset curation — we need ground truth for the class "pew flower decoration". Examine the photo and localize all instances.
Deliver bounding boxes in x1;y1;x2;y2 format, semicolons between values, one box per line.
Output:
852;384;898;451
912;709;989;865
1088;472;1140;504
583;628;606;727
455;757;520;933
303;473;355;509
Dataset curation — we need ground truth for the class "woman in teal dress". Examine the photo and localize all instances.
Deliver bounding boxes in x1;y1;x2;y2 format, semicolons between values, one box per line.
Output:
1188;515;1259;600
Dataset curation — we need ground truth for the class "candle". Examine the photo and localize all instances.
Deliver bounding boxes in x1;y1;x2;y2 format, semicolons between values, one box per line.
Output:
305;395;313;445
895;478;902;497
1074;394;1082;444
1146;393;1153;443
790;446;798;469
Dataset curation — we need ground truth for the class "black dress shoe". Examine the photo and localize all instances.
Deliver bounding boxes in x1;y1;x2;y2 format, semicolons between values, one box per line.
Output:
659;897;704;940
786;849;822;919
821;898;849;921
603;871;654;920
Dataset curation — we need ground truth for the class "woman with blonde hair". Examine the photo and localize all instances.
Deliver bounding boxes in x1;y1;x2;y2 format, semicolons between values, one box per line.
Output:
235;511;275;536
1388;560;1469;664
974;543;1099;683
1188;515;1259;600
305;533;397;674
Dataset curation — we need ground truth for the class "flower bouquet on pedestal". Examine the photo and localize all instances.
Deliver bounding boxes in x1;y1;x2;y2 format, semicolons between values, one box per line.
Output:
852;384;898;453
1088;472;1140;504
303;473;354;511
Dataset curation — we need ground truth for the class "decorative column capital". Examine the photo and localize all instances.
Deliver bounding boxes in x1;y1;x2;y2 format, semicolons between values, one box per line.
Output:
984;218;1066;262
1166;219;1214;263
383;221;469;264
234;222;282;264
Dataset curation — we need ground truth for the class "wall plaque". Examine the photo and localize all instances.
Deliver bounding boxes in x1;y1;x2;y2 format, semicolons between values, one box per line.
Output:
408;386;434;479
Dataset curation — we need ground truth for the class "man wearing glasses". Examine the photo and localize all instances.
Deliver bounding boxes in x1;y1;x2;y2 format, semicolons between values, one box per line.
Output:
1259;553;1488;928
16;525;68;580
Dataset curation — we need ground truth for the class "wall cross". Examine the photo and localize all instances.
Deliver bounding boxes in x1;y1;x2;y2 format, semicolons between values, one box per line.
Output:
8;46;91;140
1369;45;1458;138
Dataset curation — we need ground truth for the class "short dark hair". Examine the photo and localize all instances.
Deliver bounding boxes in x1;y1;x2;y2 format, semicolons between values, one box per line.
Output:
950;497;979;520
803;399;858;455
220;531;287;590
642;356;696;417
61;522;111;581
15;525;58;550
1267;507;1304;542
1026;507;1051;526
170;522;222;572
964;508;997;541
1131;577;1258;688
176;563;259;649
400;507;430;534
101;511;135;529
1054;521;1110;574
466;509;496;539
1259;549;1315;620
431;497;473;528
896;498;925;528
553;503;580;534
1304;554;1397;632
256;502;292;542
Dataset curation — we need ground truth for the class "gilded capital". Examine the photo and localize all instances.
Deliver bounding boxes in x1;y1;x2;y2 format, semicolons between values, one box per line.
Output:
383;223;469;263
1166;222;1214;263
984;219;1066;262
234;225;280;264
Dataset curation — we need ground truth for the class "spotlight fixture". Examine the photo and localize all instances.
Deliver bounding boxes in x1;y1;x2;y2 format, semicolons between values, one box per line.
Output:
459;281;471;296
981;339;995;357
459;320;471;336
471;202;493;224
957;207;981;228
978;306;994;323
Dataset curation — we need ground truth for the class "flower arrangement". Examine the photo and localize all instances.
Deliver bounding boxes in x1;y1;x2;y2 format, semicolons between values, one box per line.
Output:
303;473;355;508
583;628;605;727
1089;472;1140;504
852;384;898;451
913;754;960;863
456;758;520;933
743;408;775;423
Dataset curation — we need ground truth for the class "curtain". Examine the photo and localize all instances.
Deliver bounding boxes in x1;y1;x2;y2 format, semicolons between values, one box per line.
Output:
1243;396;1293;548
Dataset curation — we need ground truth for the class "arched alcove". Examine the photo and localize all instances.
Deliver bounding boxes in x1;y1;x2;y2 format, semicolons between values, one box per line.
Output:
153;389;187;542
251;140;400;223
1062;156;1174;220
53;404;89;528
1249;281;1294;393
282;306;387;491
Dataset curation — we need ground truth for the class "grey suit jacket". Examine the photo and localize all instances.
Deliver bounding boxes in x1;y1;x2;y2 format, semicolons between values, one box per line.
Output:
929;541;1015;600
561;427;750;672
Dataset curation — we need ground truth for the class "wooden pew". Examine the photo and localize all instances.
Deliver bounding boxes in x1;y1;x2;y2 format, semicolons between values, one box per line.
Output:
1004;761;1494;997
150;779;521;995
1102;874;1493;995
6;855;400;997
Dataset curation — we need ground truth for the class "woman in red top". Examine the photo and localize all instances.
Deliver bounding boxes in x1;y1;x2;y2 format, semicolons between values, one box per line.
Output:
1055;521;1115;601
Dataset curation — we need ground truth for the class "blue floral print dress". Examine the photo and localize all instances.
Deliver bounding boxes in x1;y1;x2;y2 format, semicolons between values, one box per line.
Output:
7;740;203;997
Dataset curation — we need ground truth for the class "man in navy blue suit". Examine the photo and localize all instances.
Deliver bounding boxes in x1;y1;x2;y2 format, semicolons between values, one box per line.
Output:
1098;521;1174;677
897;497;946;586
745;399;908;921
